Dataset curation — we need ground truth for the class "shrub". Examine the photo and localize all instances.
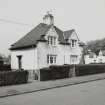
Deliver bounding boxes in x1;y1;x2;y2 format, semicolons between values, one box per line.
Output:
0;70;29;86
75;64;105;76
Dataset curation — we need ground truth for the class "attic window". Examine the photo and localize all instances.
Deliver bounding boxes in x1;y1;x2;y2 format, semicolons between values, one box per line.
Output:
48;36;56;46
71;39;77;47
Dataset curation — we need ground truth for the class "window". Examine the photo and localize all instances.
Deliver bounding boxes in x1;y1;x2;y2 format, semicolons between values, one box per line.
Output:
47;54;57;64
71;39;77;47
48;36;56;46
70;55;78;64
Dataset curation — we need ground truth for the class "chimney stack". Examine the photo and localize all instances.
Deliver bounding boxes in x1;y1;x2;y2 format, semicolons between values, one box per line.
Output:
43;11;54;25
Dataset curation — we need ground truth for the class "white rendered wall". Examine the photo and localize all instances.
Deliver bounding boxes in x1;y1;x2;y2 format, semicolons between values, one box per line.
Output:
11;48;37;70
37;42;82;69
37;26;82;69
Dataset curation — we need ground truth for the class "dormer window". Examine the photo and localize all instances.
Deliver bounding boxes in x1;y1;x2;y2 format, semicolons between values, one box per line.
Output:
48;36;56;46
71;39;77;48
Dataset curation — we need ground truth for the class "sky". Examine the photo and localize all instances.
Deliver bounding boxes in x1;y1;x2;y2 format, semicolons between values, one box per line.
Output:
0;0;105;55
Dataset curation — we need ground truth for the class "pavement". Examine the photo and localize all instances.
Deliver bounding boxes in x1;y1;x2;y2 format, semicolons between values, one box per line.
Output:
0;73;105;98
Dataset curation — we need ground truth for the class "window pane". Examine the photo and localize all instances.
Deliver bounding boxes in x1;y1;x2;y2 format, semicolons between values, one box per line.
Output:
72;40;74;47
54;37;56;45
50;37;53;45
54;56;56;63
71;40;77;47
47;55;56;64
50;56;53;64
48;36;56;46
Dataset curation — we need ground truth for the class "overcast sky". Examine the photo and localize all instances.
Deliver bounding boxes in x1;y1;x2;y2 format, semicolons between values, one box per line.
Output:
0;0;105;55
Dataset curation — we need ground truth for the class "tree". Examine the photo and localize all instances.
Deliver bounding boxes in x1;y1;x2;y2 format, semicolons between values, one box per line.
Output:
85;38;105;55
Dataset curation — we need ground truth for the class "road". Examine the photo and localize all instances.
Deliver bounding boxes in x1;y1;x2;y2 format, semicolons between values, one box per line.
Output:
0;79;105;105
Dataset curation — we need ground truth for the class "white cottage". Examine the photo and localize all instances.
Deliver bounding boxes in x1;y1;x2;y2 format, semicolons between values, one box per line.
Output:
10;13;83;73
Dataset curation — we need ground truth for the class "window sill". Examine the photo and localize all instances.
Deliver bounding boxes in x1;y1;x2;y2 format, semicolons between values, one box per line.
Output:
48;45;57;47
71;47;76;49
47;63;56;65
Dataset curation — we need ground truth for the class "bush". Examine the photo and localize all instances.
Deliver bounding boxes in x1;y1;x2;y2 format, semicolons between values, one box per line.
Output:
0;70;29;86
75;64;105;76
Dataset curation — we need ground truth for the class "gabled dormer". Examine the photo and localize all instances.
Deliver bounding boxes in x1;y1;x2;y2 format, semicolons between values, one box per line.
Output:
42;12;59;46
45;26;59;46
64;29;79;48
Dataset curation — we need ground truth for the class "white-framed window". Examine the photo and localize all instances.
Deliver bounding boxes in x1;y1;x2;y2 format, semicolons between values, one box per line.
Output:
71;39;77;47
47;54;57;64
70;55;78;64
48;36;56;46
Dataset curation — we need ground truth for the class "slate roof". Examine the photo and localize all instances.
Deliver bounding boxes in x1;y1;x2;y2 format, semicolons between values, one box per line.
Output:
10;23;51;50
10;23;66;50
64;29;75;39
10;23;79;50
54;26;64;43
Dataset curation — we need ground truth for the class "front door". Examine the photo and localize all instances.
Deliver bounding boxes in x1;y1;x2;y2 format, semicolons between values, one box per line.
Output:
17;55;22;70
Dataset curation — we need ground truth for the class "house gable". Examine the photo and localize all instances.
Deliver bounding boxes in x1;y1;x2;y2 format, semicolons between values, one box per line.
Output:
45;26;59;45
46;26;58;37
68;31;79;41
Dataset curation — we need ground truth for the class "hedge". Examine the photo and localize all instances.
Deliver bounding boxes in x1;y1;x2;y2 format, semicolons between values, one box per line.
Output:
50;65;71;79
39;68;52;81
0;64;11;71
39;65;73;81
39;64;105;81
75;64;105;76
0;70;29;86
